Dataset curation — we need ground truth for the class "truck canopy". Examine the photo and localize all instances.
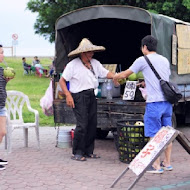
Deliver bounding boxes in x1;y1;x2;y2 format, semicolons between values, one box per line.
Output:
54;5;190;85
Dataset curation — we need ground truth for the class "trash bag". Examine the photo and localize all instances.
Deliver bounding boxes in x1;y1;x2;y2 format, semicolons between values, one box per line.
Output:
40;80;53;116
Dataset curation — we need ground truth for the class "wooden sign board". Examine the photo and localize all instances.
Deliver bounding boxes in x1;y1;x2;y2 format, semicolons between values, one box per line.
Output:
172;34;177;66
176;132;190;154
123;81;137;100
129;126;178;176
103;64;117;73
176;24;190;49
176;24;190;74
178;49;190;74
111;128;189;190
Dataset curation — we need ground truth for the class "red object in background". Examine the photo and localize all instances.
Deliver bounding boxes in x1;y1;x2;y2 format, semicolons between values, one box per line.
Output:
71;129;74;140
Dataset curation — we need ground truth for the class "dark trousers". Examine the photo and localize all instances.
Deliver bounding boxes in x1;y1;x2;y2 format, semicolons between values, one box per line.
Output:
24;67;31;74
72;89;97;156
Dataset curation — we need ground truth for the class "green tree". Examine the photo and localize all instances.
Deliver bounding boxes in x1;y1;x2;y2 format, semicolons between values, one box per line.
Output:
147;0;190;21
27;0;190;43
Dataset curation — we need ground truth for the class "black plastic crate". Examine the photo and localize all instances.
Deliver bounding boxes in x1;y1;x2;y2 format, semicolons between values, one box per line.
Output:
117;119;149;163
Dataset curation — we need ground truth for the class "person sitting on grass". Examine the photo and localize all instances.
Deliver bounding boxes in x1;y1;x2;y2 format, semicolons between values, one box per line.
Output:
32;56;40;67
46;59;55;78
35;62;48;77
22;57;32;74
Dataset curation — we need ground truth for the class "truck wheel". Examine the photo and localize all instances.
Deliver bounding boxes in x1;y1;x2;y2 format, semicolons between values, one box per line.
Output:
96;129;109;139
172;113;177;129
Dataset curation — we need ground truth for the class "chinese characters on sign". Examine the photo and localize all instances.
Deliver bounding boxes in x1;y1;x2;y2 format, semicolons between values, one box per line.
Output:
123;81;137;100
129;126;176;176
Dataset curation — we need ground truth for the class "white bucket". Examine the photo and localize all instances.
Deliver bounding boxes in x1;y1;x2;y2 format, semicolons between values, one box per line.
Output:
57;129;72;148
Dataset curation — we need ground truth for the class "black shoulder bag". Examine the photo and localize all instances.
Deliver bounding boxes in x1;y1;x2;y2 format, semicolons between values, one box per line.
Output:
144;55;182;104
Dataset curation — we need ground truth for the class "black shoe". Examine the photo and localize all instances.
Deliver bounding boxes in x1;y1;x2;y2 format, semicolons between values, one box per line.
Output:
0;159;8;165
0;165;5;171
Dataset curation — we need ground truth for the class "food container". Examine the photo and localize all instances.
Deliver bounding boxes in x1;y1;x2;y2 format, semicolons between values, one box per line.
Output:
56;129;72;148
117;119;149;163
98;78;121;98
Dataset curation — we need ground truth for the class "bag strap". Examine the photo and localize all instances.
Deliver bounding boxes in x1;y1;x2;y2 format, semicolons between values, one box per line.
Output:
144;55;162;80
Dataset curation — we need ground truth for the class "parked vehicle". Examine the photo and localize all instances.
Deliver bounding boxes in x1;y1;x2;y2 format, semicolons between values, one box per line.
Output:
53;5;190;138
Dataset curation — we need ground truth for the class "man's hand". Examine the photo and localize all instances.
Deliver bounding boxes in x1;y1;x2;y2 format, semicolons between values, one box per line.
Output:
136;81;145;87
113;73;120;86
66;93;75;108
59;77;74;108
113;69;133;86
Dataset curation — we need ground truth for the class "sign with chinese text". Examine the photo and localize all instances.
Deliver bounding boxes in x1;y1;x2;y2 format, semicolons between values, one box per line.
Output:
123;81;137;100
129;126;177;176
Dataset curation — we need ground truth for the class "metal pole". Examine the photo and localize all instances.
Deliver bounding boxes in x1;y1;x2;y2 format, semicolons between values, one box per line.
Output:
110;167;129;188
14;46;16;57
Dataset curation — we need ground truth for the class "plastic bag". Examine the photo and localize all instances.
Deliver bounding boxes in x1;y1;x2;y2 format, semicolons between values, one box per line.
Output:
139;87;147;100
40;80;53;116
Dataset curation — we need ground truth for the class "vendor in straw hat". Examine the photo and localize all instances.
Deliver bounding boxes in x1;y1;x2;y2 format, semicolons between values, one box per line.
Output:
59;38;115;161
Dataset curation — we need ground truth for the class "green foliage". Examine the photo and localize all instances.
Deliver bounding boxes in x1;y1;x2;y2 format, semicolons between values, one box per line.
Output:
4;57;54;126
27;0;147;43
183;0;190;9
147;0;190;22
27;0;190;43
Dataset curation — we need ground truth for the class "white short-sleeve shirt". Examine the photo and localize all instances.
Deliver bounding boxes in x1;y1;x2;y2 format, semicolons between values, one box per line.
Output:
62;57;109;93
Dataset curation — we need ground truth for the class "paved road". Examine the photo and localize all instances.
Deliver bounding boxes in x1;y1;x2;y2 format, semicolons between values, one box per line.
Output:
0;126;190;190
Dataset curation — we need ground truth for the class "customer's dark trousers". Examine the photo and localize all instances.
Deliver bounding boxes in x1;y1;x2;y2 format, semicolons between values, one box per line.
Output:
72;89;97;156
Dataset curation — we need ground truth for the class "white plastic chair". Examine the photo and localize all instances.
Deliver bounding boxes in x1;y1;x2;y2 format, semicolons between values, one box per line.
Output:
5;90;40;152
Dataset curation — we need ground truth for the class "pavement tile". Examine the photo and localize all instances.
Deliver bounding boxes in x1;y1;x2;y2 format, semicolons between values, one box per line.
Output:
9;183;28;189
0;185;9;190
0;126;190;190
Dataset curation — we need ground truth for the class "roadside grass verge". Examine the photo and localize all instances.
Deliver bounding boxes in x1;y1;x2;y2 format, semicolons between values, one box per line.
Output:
4;57;55;126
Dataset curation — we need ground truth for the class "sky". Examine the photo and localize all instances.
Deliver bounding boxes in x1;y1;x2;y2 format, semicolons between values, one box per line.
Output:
0;0;55;57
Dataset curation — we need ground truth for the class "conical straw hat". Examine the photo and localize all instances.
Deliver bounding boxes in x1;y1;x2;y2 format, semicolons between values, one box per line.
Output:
68;38;105;57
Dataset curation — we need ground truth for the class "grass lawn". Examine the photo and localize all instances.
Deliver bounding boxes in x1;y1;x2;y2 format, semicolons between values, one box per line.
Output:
3;57;55;126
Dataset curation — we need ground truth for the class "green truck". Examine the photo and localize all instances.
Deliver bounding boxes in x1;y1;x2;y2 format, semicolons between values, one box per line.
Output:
53;5;190;138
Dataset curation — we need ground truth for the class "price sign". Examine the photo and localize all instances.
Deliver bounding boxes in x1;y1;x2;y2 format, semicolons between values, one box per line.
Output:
129;126;177;176
123;81;137;100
